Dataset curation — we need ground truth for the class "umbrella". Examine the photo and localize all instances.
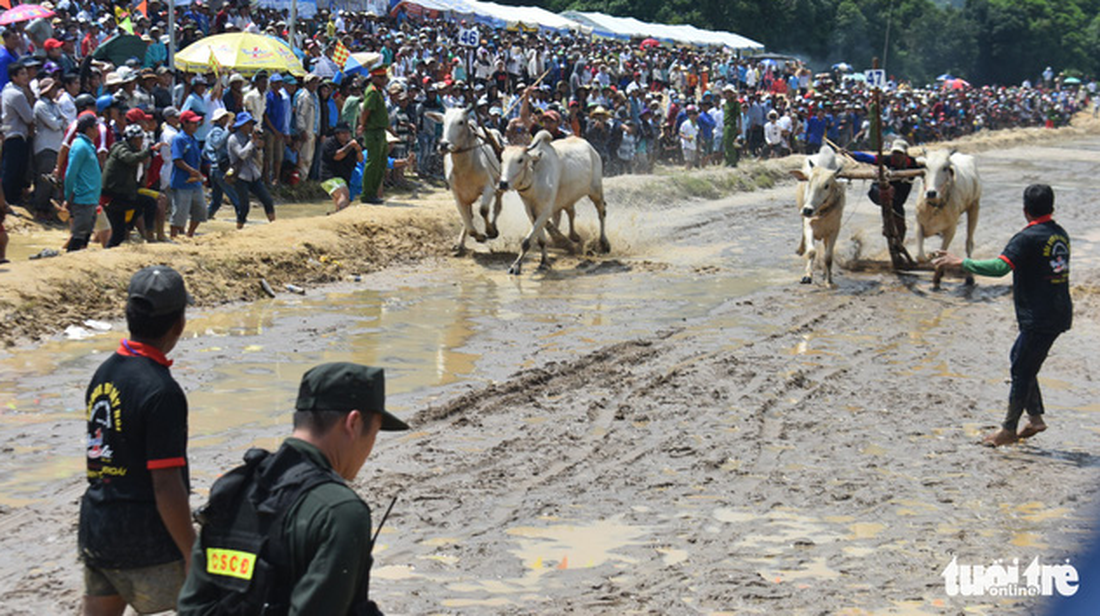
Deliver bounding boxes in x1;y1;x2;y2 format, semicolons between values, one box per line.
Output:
936;73;954;82
0;4;55;25
1063;77;1082;85
639;38;661;50
92;34;147;67
831;62;852;73
944;78;970;90
344;52;382;76
175;32;305;76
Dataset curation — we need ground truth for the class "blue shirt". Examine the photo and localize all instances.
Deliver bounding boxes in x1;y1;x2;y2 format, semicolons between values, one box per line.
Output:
64;133;101;204
265;89;287;135
697;110;715;140
170;131;202;190
181;93;209;141
0;47;20;90
806;116;826;144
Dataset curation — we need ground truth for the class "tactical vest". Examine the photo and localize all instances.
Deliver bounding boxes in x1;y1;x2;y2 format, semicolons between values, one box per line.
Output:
185;443;374;616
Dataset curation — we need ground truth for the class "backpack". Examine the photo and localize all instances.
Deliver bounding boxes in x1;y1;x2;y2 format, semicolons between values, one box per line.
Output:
182;443;347;615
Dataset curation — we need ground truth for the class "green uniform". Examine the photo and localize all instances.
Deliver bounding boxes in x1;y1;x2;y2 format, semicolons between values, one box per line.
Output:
723;98;742;167
178;438;374;615
360;84;388;202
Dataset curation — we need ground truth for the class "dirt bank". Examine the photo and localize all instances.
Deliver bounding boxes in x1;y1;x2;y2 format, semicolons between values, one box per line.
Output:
0;206;454;346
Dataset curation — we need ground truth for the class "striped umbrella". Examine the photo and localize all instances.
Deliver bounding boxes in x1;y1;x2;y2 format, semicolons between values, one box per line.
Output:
0;4;55;25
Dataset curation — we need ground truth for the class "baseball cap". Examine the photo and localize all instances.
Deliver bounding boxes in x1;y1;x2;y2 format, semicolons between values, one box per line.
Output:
125;107;153;123
128;266;191;316
179;110;202;124
162;106;180;120
295;363;410;431
44;38;63;50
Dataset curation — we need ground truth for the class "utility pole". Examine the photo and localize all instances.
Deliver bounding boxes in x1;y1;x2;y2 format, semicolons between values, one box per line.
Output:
168;0;175;69
289;0;297;55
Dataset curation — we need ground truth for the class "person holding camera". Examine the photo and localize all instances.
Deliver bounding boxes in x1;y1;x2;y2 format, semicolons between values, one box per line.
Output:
226;111;275;230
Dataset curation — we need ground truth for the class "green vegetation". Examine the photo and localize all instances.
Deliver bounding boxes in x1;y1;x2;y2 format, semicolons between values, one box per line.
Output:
514;0;1100;86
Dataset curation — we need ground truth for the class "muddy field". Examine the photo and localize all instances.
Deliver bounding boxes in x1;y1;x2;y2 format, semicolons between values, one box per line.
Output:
2;127;1100;615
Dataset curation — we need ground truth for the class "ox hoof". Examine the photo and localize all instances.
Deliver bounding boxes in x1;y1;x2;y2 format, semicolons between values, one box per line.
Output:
473;233;487;244
508;264;522;276
800;276;813;285
452;245;467;257
964;275;975;287
486;228;500;240
598;238;611;254
569;233;582;244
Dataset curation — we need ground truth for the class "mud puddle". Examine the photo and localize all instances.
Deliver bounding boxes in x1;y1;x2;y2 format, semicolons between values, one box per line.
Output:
0;256;774;505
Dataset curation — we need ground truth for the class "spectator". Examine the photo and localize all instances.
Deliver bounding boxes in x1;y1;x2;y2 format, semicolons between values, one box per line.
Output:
1;61;35;206
227;111;276;229
102;123;158;247
204;108;238;220
32;77;66;221
63;114;102;252
168;110;206;239
263;73;288;185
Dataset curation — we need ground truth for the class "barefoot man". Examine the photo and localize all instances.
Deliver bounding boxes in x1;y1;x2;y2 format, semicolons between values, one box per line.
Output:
934;184;1072;447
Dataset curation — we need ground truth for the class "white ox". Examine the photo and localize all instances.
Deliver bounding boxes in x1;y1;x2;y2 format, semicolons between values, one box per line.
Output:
498;131;610;275
425;107;505;254
915;149;981;288
791;146;846;286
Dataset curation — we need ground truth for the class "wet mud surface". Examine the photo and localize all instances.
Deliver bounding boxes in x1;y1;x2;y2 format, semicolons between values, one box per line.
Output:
2;135;1100;614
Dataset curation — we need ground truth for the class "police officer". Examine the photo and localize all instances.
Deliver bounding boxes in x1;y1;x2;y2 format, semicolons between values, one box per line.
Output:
178;362;409;615
358;65;390;205
934;184;1072;447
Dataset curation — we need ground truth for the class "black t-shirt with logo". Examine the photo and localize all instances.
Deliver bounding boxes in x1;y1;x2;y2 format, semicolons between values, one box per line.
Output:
1001;218;1073;333
319;136;356;184
79;345;190;569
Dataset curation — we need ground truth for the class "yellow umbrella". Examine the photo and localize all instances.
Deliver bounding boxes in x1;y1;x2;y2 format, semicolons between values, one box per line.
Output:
175;32;305;76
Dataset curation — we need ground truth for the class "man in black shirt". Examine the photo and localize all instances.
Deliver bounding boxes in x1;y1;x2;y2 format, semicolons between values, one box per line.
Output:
80;266;195;615
935;184;1072;447
320;122;363;213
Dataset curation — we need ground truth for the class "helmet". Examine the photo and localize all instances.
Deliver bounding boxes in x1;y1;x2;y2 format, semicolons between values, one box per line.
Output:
74;93;96;110
95;94;113;112
123;123;144;140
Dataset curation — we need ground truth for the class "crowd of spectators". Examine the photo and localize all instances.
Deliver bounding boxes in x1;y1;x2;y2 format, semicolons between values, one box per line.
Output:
0;0;1091;262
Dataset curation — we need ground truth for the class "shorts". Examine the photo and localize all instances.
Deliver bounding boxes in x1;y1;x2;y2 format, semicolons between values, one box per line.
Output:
70;202;98;237
321;177;348;196
169;187;207;228
84;559;185;614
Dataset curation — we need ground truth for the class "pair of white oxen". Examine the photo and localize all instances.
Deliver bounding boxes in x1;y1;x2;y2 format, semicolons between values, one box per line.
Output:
793;145;982;288
426;107;611;275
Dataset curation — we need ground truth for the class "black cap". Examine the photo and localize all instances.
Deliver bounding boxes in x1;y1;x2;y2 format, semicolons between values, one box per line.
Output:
127;266;191;316
333;122;351;133
295;362;410;431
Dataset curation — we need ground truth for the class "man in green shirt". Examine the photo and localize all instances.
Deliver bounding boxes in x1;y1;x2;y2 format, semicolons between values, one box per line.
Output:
721;85;741;167
177;363;409;614
359;66;390;205
340;79;362;134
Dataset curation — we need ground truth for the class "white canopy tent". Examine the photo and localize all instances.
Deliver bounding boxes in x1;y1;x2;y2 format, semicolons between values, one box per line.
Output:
561;10;763;50
392;0;585;33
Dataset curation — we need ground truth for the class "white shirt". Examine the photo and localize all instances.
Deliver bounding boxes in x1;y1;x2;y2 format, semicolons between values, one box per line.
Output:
679;119;698;151
764;120;783;146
